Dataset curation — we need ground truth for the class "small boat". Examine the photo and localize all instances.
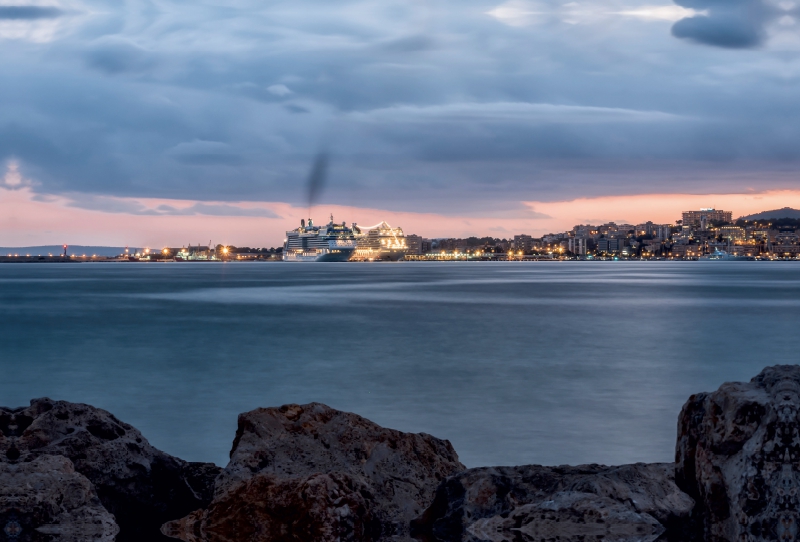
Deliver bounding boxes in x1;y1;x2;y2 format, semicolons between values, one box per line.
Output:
701;249;750;261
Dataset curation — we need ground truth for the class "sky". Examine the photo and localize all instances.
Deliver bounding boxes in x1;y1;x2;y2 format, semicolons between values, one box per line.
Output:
1;0;800;246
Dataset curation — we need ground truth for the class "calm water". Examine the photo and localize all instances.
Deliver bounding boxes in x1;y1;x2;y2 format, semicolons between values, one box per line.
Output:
0;262;796;468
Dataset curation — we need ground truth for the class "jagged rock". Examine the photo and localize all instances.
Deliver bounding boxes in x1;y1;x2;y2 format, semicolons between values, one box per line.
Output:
0;454;118;542
676;364;800;542
0;398;222;541
165;402;465;541
412;462;695;542
467;491;664;542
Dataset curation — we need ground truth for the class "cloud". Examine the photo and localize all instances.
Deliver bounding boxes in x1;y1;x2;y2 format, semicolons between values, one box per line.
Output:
525;207;553;219
670;0;791;48
486;1;704;26
166;140;242;165
350;101;683;125
65;194;281;218
380;34;437;52
267;84;293;97
616;6;704;21
1;0;800;223
84;37;155;74
183;203;280;218
0;160;34;190
0;6;63;20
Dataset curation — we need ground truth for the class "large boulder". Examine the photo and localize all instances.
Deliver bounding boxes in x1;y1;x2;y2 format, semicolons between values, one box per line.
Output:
165;402;465;541
413;462;695;542
0;398;221;541
0;454;118;542
676;364;800;542
163;471;378;542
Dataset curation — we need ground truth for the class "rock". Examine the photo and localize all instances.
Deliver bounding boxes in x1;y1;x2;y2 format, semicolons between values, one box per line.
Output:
675;364;800;542
412;462;695;542
163;471;377;542
0;454;118;542
0;398;222;541
165;402;465;541
467;491;664;542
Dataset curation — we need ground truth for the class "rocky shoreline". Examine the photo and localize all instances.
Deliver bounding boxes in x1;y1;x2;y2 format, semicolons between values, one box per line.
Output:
1;365;799;541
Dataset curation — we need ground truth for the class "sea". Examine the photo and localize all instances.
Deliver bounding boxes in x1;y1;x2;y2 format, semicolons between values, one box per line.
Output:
0;261;796;469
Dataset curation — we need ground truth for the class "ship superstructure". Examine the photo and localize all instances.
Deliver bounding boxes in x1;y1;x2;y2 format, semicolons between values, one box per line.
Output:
352;221;408;261
283;215;358;262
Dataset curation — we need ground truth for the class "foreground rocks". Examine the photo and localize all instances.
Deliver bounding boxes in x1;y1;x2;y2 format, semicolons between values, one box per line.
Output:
412;462;695;542
164;402;465;541
676;364;800;542
6;365;800;542
0;398;220;541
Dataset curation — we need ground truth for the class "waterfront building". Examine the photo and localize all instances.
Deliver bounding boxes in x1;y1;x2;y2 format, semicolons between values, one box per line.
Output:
682;209;732;229
542;233;567;243
730;243;760;257
616;224;635;235
642;240;663;256
597;238;624;254
671;244;702;258
405;235;433;255
513;234;533;251
752;229;769;241
655;224;672;241
405;234;423;255
572;225;597;238
635;222;656;237
772;231;800;256
635;221;672;241
598;223;619;235
435;238;469;253
568;237;587;255
718;226;746;241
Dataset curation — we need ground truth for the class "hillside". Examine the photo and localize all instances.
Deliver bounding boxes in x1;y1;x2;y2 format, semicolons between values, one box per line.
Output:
739;207;800;221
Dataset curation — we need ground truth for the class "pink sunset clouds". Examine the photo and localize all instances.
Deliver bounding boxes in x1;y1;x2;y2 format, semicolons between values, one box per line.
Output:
3;179;800;248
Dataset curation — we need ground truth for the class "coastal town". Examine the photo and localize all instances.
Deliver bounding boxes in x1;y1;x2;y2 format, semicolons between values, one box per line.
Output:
4;207;800;263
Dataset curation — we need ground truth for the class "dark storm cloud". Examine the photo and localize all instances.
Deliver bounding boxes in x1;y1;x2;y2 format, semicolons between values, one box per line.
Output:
1;0;800;214
0;6;63;20
671;0;787;49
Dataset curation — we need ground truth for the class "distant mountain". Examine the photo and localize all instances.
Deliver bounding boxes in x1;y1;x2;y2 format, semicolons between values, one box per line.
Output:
739;208;800;221
0;246;138;257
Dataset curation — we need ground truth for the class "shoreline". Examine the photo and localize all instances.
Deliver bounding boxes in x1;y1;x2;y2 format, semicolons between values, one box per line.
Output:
2;257;800;263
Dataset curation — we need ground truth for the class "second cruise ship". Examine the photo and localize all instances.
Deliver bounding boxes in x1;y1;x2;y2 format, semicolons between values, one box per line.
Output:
352;221;408;261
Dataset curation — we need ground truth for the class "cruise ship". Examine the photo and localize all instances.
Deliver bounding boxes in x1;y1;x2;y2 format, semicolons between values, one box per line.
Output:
352;221;408;261
283;215;358;262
